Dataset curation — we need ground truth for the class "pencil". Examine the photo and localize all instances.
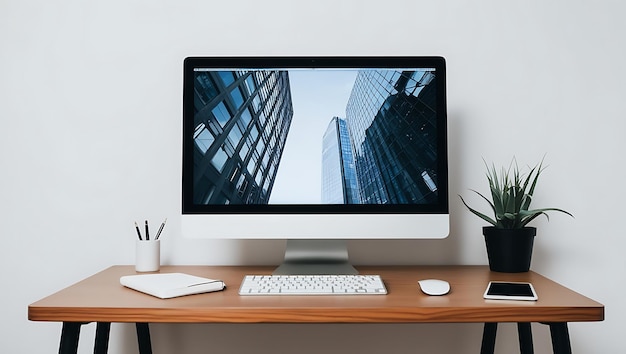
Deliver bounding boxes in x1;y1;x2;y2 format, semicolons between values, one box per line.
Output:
145;220;149;240
156;218;167;240
134;221;143;240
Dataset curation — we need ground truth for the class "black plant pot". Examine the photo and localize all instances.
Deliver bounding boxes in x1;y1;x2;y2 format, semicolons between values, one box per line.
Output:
483;226;537;273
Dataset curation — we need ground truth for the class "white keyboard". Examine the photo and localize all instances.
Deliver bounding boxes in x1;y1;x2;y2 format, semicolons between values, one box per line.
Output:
239;274;387;295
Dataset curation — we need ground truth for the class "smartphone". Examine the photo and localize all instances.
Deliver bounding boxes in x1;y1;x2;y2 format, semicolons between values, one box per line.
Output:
483;281;538;301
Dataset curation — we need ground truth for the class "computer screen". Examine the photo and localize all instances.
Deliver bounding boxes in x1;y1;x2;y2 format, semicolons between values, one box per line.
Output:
181;56;449;274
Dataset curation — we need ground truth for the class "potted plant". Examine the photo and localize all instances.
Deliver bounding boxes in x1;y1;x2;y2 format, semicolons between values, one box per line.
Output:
460;158;573;272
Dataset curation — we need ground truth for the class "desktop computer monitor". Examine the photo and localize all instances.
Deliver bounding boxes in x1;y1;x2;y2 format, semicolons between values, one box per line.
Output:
182;56;449;274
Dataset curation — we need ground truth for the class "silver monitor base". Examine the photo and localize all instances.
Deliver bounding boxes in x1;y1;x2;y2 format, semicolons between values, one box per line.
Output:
273;240;358;275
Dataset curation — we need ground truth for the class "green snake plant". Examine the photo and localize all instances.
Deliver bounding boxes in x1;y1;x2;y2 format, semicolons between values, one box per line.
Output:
460;158;573;229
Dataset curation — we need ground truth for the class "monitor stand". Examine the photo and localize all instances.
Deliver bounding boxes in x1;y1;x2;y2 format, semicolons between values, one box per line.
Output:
273;240;358;275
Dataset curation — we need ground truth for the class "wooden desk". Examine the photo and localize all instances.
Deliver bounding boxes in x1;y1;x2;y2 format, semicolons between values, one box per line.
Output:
28;265;603;354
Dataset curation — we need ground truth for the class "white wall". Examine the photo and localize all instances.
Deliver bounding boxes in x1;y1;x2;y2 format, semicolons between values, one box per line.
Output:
1;0;623;352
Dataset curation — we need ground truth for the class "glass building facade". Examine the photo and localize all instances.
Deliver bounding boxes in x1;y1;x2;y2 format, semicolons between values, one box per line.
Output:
321;117;361;204
192;70;293;204
341;69;439;205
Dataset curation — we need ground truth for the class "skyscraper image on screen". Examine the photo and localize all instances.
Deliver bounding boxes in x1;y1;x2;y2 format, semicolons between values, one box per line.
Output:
190;68;439;208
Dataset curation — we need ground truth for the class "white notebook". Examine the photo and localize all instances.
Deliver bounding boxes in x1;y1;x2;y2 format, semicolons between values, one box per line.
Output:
120;273;225;299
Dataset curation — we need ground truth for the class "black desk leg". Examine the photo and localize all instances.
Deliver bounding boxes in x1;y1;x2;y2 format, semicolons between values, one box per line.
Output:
135;323;153;354
549;322;572;354
481;323;498;354
59;322;82;354
517;322;534;354
94;322;111;354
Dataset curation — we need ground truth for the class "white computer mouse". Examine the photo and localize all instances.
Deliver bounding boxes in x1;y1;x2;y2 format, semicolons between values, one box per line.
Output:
418;279;450;296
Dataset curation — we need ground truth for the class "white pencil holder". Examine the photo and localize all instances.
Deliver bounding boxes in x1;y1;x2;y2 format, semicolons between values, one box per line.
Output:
135;239;160;272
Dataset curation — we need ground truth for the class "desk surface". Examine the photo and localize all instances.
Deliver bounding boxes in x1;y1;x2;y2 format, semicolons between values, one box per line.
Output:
28;265;604;324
